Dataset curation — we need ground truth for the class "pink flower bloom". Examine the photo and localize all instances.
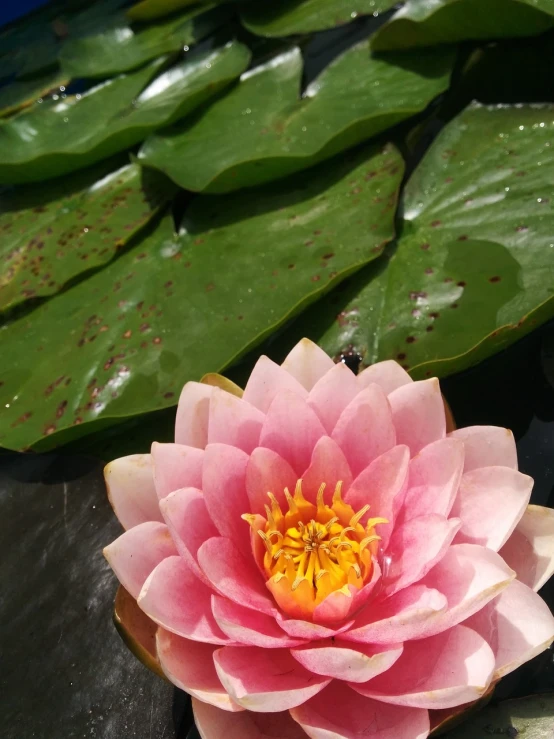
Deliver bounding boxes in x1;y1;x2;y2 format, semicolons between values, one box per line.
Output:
104;339;554;739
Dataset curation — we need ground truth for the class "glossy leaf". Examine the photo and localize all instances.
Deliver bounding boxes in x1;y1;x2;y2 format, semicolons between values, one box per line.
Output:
241;0;398;36
0;160;174;312
0;41;251;184
0;142;404;450
0;71;69;119
139;43;453;192
372;0;554;51
59;5;232;79
442;694;554;738
127;0;217;22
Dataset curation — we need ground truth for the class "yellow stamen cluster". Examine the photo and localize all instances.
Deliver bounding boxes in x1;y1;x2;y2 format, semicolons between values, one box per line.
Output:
243;480;387;618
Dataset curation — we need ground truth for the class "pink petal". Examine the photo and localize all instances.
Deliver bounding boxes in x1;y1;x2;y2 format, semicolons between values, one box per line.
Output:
307;362;359;434
202;443;251;556
193;699;306;739
291;640;403;683
212;595;305;648
159;488;218;584
246;447;297;515
301;436;353;504
388;378;445;456
449;425;517;472
353;624;495;709
464;579;554;679
276;614;355;640
214;646;331;712
342;585;448;645
384;514;461;595
313;562;382;625
259;391;326;475
345;444;410;549
157;629;242;711
401;438;464;519
500;504;554;591
418;543;515;637
332;385;396;478
281;338;335;391
104;454;162;529
207;388;265;454
175;381;214;448
198;537;276;616
357;360;413;395
451;467;533;551
151;442;204;500
138;556;230;643
243;356;308;413
103;521;176;598
291;683;430;739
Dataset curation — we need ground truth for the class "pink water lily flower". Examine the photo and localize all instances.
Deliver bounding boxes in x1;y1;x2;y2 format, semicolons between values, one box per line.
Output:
104;339;554;739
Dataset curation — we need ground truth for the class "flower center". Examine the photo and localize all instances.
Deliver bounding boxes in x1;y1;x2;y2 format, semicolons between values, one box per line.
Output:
243;480;387;618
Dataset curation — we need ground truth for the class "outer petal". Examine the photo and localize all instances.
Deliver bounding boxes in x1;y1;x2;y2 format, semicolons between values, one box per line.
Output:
451;467;533;551
500;504;554;591
151;442;204;500
449;425;517;472
202;444;251;555
353;624;495;709
175;381;214;448
198;537;276;616
401;438;464;519
301;436;353;504
157;629;242;712
246;447;297;515
207;388;265;454
464;579;554;679
291;683;430;739
383;514;461;595
342;585;448;645
243;356;308;413
103;521;176;599
357;360;413;395
193;699;306;739
138;556;229;643
291;640;403;683
388;378;445;456
307;363;359;434
105;454;162;529
214;646;331;712
332;385;396;478
212;596;305;648
281;338;335;391
259;391;326;475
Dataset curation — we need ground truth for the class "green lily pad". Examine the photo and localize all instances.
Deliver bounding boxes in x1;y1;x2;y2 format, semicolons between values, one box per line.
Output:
127;0;220;23
442;694;554;738
139;42;453;193
0;141;404;451
0;71;69;119
0;160;174;313
371;0;554;51
279;103;554;379
0;41;251;184
241;0;398;36
59;5;232;79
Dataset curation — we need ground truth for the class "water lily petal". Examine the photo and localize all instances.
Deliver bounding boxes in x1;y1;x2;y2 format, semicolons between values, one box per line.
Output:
214;647;331;712
103;521;176;598
449;425;517;472
313;562;382;625
246;446;297;515
307;362;359;434
151;442;204;500
105;453;162;529
243;356;307;413
500;504;554;591
157;630;242;712
291;683;430;739
357;360;413;395
193;699;306;738
388;378;445;456
212;595;304;648
281;338;335;391
301;435;353;504
465;579;554;679
332;385;396;477
291;640;403;683
207;388;265;454
451;467;533;551
138;556;230;643
175;381;214;448
352;624;495;709
276;614;354;640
